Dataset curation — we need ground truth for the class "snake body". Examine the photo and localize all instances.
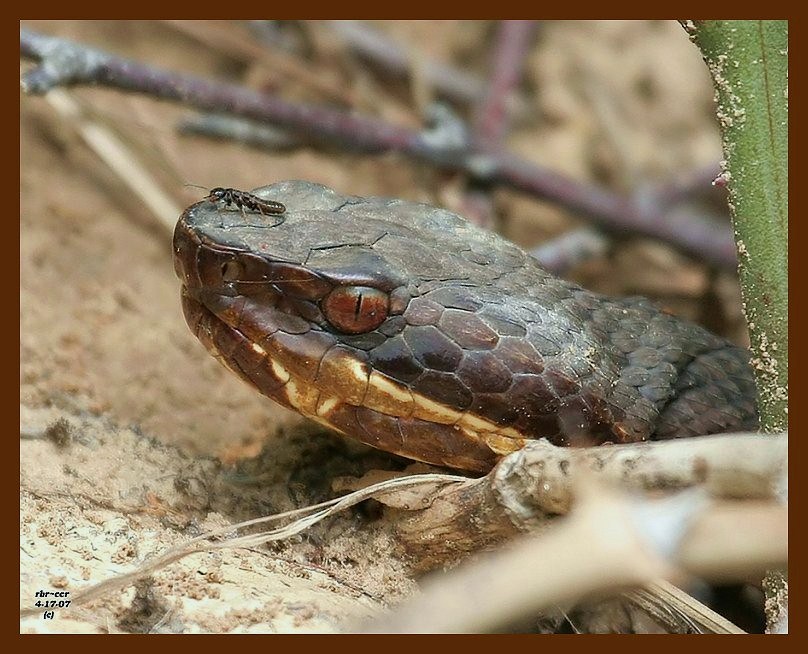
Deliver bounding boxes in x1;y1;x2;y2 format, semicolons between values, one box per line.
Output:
173;181;758;472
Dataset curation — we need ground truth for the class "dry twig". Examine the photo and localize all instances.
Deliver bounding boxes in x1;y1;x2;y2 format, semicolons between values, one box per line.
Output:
324;20;485;105
40;87;180;230
362;483;785;633
392;432;786;570
22;431;785;632
457;21;537;231
20;28;738;268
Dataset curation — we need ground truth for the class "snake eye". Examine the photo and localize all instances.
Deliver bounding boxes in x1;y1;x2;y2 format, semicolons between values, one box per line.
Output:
221;260;243;282
322;286;389;334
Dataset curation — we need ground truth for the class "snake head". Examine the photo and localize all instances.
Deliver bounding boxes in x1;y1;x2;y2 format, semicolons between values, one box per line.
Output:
172;181;757;472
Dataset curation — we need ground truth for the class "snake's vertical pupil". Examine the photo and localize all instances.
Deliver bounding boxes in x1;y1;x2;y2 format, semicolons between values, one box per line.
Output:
323;286;389;334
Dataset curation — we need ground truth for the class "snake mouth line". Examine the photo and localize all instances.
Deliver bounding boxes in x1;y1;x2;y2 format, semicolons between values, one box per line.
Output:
179;284;528;468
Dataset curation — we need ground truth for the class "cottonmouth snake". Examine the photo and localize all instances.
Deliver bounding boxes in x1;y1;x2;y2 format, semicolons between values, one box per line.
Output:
173;181;758;473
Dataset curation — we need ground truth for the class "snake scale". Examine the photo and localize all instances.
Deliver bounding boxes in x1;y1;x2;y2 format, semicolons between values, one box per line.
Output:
173;181;758;473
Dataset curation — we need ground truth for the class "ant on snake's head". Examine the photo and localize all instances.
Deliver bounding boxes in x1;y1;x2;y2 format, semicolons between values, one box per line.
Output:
205;187;228;202
196;185;287;219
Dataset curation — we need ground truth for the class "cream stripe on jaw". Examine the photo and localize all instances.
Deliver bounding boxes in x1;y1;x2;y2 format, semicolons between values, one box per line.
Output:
316;396;340;416
222;324;527;457
267;341;526;443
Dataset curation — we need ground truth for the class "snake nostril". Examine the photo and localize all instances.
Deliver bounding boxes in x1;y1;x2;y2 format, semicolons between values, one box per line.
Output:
221;260;243;282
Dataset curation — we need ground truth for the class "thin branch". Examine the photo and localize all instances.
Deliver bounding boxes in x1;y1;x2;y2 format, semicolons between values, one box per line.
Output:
630;580;747;634
458;21;537;229
492;150;736;268
162;20;356;107
324;20;486;105
20;29;418;153
530;227;610;274
178;113;301;150
20;28;739;269
459;21;538;230
472;20;538;149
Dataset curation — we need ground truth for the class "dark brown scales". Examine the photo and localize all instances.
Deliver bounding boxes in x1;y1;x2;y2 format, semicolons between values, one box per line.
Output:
174;181;758;472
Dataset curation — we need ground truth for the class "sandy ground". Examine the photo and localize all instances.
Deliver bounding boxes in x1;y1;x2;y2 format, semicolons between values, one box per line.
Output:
20;20;748;633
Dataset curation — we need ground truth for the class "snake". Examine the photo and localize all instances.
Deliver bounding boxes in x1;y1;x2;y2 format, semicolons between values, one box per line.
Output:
173;180;758;473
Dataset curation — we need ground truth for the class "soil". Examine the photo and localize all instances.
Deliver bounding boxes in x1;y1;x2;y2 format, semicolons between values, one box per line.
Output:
20;20;748;633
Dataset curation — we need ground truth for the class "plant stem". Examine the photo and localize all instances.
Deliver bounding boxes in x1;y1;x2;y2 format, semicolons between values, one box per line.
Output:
683;20;788;635
684;20;788;433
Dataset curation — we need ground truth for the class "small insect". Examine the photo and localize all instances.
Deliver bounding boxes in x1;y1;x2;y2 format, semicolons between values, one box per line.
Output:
186;184;286;221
